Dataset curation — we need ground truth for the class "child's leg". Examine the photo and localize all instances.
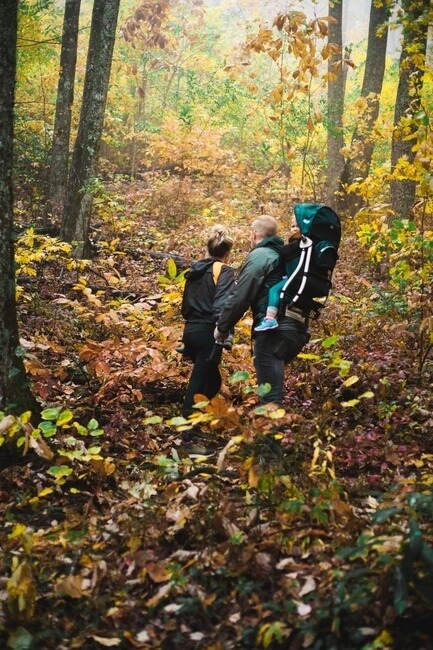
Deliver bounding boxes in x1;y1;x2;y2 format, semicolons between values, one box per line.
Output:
266;279;286;316
264;306;278;319
254;280;286;332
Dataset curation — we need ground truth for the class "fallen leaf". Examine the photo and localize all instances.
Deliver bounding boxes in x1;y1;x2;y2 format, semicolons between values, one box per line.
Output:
295;601;312;616
146;561;170;583
146;583;171;608
91;636;122;647
56;575;85;599
299;576;316;596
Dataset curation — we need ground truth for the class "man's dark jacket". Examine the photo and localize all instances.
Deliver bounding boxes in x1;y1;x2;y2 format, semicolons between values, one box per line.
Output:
217;236;284;334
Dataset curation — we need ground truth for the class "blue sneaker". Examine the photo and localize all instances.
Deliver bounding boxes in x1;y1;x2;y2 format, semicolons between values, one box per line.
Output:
254;317;279;332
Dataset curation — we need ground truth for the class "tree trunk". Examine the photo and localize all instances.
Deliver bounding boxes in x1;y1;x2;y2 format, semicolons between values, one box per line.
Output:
48;0;81;222
326;0;346;206
0;0;39;417
390;0;429;219
60;0;120;258
131;55;148;178
337;0;390;214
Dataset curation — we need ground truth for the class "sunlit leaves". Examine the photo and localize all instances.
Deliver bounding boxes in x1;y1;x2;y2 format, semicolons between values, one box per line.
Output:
47;465;73;480
56;410;74;427
322;334;339;349
142;415;163;425
256;383;272;398
256;621;288;648
166;416;189;427
38;420;57;438
8;524;28;540
228;370;250;384
88;418;104;436
356;215;433;372
15;230;72;279
342;375;359;388
341;390;374;408
253;405;285;418
166;257;177;280
6;559;37;620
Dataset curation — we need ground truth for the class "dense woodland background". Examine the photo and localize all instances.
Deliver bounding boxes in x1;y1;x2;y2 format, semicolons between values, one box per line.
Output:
1;0;433;648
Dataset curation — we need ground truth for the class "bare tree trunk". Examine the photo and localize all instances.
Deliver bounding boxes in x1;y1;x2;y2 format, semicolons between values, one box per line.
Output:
48;0;81;222
390;0;429;219
0;0;39;417
131;55;148;178
60;0;120;258
337;0;390;214
326;0;345;206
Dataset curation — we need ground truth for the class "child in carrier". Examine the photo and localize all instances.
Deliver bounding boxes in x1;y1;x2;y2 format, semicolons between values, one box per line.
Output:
254;215;302;332
254;203;340;332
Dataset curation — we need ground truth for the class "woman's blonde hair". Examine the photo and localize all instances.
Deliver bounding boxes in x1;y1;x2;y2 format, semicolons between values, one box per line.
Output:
207;224;234;259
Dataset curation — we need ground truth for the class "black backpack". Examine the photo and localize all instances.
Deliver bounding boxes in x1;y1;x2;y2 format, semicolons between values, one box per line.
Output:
278;203;341;319
181;259;223;321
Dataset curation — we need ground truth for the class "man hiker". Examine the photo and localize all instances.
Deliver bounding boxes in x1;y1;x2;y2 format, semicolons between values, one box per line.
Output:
214;214;310;405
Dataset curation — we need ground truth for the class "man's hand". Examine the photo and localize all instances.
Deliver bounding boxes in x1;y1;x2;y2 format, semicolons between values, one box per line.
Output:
214;326;227;344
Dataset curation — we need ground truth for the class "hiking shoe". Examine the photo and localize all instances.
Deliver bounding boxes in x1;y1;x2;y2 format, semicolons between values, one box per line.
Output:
181;430;215;457
183;441;214;456
254;317;279;332
223;339;233;351
181;439;215;457
176;345;193;361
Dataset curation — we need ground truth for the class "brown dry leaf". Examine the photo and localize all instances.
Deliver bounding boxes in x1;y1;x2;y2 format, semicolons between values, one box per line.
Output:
0;415;16;434
248;463;260;488
146;583;171;608
29;434;54;460
255;552;272;575
146;561;170;583
56;575;85;599
299;576;316;596
91;560;108;591
213;514;241;539
295;600;312;616
91;636;122;647
165;505;191;526
183;483;200;501
216;435;243;471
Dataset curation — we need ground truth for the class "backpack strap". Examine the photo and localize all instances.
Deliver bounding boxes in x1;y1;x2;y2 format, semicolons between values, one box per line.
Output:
279;236;313;309
212;261;223;285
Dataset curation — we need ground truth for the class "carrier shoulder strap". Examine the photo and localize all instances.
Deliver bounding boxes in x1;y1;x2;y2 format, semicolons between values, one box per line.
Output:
279;236;313;306
212;261;223;285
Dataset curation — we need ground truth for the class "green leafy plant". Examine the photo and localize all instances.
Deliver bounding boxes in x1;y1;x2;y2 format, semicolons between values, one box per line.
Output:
0;407;112;492
357;217;433;373
337;486;433;622
299;335;353;378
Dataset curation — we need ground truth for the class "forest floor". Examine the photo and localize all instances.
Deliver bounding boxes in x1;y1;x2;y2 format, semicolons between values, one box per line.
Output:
1;178;433;650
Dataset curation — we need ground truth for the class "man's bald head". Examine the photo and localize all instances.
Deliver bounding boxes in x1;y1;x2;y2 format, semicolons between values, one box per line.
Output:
251;214;278;239
251;215;278;241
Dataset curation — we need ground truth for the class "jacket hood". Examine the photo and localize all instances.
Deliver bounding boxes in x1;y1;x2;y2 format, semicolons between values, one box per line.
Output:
254;235;284;252
186;257;215;280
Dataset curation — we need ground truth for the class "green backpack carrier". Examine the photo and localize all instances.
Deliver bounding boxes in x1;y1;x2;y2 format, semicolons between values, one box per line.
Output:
278;203;342;319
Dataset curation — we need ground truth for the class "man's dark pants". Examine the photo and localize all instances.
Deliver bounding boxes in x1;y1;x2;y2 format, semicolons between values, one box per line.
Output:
253;316;309;404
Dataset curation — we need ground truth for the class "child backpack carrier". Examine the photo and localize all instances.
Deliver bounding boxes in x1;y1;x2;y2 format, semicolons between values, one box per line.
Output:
278;203;341;319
